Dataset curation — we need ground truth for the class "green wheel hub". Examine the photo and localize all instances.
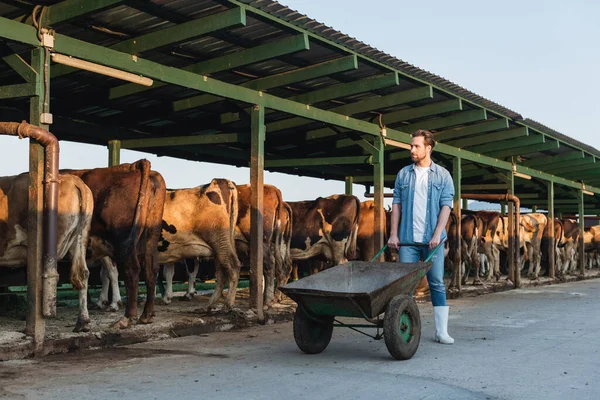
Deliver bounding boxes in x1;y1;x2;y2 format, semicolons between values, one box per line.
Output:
399;311;412;344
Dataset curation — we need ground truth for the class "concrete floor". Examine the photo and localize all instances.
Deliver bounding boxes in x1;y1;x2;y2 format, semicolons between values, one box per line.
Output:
1;279;598;400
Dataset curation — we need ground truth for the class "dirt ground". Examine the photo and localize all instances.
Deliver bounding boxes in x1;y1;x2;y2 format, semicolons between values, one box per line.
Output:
1;268;599;361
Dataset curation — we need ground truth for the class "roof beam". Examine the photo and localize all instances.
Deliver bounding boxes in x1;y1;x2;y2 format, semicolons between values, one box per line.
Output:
300;98;461;144
485;140;560;159
16;0;127;26
396;109;487;133
223;72;399;125
353;175;397;183
264;81;428;133
0;82;36;99
445;127;528;148
108;33;311;99
2;53;36;82
265;155;373;168
172;55;358;111
468;135;545;155
52;8;247;79
559;167;600;179
434;118;510;141
542;156;596;173
120;133;241;149
522;150;585;168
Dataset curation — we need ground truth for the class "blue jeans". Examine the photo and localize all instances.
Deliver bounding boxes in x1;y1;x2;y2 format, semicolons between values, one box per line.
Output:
399;245;446;306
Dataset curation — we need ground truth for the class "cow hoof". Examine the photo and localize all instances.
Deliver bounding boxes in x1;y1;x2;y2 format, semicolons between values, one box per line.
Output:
107;303;120;312
73;319;91;333
182;293;195;301
194;306;212;314
112;317;133;329
162;298;172;305
138;313;154;324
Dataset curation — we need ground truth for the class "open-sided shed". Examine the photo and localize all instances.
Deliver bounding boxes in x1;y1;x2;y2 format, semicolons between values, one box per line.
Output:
1;0;599;349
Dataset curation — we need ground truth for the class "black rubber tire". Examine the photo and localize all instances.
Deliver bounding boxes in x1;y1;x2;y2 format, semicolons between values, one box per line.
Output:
383;295;421;360
293;305;334;354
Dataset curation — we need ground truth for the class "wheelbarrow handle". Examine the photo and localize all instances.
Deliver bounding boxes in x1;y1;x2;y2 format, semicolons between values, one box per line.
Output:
370;239;446;263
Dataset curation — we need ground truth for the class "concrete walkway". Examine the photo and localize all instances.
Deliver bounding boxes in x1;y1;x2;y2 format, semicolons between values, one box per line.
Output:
1;279;598;400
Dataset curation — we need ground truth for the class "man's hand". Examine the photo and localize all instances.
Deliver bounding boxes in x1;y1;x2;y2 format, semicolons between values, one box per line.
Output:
429;233;442;250
388;234;400;250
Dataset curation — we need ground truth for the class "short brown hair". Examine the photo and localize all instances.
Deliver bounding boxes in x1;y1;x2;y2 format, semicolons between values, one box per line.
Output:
411;129;436;149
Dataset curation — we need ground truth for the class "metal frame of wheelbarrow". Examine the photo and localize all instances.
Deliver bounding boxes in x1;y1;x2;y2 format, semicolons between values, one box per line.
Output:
281;241;445;360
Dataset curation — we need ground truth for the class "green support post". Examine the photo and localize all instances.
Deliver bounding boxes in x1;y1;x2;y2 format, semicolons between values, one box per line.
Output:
345;176;353;195
547;181;555;279
507;171;518;288
26;47;46;351
578;190;585;276
462;198;468;210
250;105;265;323
373;137;385;262
453;157;462;292
108;140;121;166
501;202;506;215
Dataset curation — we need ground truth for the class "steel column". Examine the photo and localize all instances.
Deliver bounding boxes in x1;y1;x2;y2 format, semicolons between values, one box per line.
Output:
507;171;518;287
250;105;265;322
453;157;462;292
373;138;385;261
26;48;46;350
108;140;121;166
547;181;555;279
345;176;353;195
578;190;585;276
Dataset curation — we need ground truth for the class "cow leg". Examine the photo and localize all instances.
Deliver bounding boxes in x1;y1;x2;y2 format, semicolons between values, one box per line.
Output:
71;234;91;333
204;266;225;312
492;247;501;281
112;257;140;329
140;243;160;324
162;264;175;304
97;257;121;312
96;258;111;310
183;259;199;300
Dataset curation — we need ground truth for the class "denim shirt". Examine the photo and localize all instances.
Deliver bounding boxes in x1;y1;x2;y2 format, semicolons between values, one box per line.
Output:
392;161;455;244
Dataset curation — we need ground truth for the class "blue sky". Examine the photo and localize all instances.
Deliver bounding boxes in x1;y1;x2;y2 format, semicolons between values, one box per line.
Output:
1;0;598;201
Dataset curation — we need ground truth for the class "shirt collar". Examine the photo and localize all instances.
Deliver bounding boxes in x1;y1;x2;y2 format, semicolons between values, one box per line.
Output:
410;160;437;172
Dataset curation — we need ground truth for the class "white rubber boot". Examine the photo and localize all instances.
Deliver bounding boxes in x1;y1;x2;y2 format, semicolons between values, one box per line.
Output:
434;306;454;344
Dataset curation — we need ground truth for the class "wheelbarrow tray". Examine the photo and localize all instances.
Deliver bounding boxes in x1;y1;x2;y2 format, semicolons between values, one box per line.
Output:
280;261;431;319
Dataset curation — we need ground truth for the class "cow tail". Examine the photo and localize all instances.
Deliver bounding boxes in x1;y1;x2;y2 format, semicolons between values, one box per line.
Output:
118;160;151;266
228;182;241;268
70;177;94;291
346;196;360;260
283;202;293;278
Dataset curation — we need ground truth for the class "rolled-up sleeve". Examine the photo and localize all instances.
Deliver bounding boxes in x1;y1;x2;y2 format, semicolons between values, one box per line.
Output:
392;171;403;205
439;172;454;209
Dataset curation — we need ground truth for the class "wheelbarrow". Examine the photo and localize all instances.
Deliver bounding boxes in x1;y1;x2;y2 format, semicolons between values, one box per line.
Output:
279;242;444;360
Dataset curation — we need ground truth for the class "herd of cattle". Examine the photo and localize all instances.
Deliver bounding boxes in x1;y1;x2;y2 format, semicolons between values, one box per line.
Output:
1;160;599;333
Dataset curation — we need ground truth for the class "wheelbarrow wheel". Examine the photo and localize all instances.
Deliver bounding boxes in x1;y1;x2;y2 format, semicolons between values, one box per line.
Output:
293;305;334;354
383;295;421;360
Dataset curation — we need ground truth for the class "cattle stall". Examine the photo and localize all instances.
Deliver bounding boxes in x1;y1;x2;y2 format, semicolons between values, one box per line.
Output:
1;0;600;353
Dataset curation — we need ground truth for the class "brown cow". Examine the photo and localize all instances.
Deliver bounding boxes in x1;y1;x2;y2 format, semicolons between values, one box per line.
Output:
159;179;241;312
460;214;481;285
288;194;360;266
235;184;291;307
475;211;504;281
559;219;580;275
274;201;293;302
541;218;563;276
0;173;93;332
355;200;393;262
67;160;166;329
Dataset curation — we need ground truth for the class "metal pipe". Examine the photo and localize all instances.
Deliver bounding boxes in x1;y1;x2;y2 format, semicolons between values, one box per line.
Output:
0;121;59;316
461;193;521;288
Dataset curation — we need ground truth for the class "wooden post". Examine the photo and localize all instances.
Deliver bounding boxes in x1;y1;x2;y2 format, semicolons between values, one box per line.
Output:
507;172;517;287
578;190;585;276
250;105;265;322
547;181;555;279
453;157;462;292
373;138;385;261
345;176;353;195
26;48;46;349
108;140;121;166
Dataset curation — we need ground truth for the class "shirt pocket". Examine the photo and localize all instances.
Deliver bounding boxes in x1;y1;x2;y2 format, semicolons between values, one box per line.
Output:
431;182;443;205
400;184;409;202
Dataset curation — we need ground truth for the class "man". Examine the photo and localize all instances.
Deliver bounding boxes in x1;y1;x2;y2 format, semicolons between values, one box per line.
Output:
387;130;455;345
